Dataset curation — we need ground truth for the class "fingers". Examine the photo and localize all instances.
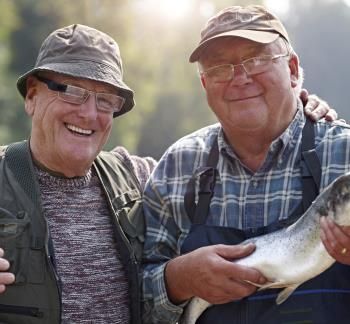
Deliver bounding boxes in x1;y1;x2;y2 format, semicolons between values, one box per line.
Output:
299;88;308;106
214;243;267;284
320;216;350;264
324;109;338;122
165;244;266;305
0;248;16;292
0;272;15;285
0;257;11;271
215;243;256;261
304;96;328;121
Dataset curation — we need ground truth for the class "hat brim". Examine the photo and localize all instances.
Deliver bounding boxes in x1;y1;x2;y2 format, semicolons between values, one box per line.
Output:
189;30;280;63
16;61;135;118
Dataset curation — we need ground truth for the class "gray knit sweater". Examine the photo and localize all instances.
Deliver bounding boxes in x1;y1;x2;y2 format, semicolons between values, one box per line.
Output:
35;147;156;323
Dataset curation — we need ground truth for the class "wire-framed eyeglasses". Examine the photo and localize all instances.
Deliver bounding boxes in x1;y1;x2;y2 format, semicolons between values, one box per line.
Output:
200;53;291;83
36;76;125;114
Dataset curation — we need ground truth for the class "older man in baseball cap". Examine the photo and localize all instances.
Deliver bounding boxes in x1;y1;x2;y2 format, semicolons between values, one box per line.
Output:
142;5;350;323
0;24;155;323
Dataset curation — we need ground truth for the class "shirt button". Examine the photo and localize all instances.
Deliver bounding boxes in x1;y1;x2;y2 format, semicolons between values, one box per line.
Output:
252;181;258;188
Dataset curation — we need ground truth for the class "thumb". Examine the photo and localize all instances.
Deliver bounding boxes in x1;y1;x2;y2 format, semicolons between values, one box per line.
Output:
299;88;308;106
215;243;255;261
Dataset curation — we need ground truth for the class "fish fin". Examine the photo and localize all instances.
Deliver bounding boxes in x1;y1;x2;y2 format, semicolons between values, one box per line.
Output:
244;279;265;288
276;284;300;305
180;297;210;324
244;279;285;290
256;281;285;290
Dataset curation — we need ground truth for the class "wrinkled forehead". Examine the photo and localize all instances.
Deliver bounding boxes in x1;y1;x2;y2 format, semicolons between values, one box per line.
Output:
198;36;279;64
37;71;119;94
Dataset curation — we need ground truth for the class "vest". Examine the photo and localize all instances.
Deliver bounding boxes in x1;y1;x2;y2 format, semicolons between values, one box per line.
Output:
0;140;144;324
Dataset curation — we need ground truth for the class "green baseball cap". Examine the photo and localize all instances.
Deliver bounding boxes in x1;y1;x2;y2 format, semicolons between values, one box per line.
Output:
189;5;291;63
17;24;134;117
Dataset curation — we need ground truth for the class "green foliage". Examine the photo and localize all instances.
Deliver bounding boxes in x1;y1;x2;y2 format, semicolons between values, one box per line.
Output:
0;0;349;160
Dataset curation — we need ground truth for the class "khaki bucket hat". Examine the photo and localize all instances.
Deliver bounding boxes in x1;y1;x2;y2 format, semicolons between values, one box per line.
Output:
17;24;134;117
189;5;290;63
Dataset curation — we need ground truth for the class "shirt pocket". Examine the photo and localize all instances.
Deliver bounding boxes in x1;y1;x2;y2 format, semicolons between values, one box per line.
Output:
0;208;44;285
112;190;144;261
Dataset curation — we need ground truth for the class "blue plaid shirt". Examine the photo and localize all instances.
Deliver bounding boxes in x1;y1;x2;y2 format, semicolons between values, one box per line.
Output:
142;106;350;323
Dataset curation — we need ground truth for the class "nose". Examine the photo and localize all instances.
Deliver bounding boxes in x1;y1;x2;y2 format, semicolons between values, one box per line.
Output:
229;64;252;86
78;92;98;119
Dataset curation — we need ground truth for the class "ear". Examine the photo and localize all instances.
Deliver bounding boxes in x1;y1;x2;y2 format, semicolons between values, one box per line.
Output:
200;74;207;89
288;53;299;89
24;76;38;116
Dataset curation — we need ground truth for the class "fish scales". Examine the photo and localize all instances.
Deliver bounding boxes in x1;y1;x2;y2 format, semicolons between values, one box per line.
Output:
181;173;350;324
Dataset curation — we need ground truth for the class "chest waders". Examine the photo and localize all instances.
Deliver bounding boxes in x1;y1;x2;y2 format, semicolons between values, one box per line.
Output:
0;141;144;324
182;119;350;324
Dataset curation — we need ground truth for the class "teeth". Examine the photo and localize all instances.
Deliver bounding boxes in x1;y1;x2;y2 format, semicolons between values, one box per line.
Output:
66;124;93;135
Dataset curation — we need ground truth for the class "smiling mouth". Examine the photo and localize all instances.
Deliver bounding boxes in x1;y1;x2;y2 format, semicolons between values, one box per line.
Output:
229;94;262;102
65;123;94;136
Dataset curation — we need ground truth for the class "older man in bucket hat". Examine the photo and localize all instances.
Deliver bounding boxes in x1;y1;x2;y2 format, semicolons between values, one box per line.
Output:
142;5;350;324
0;24;156;323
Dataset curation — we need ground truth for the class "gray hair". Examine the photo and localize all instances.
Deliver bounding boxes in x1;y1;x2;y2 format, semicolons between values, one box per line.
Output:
276;37;304;96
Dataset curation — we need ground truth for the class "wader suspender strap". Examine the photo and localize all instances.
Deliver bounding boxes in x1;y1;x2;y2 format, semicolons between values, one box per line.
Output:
301;118;321;211
184;139;219;224
5;141;48;251
184;118;321;226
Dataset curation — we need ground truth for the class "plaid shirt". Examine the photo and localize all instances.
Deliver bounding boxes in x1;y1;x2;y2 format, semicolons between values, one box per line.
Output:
142;106;350;323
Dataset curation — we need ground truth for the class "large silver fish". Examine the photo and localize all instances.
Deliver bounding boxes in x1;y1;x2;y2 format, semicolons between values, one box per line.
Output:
181;173;350;324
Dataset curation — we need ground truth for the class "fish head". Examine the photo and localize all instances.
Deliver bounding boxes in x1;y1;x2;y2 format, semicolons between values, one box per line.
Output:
327;173;350;226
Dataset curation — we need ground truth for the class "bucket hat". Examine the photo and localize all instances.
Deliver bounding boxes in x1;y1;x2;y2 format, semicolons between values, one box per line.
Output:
17;24;134;117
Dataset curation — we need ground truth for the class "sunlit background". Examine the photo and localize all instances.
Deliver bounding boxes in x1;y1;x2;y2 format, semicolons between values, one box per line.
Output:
0;0;349;158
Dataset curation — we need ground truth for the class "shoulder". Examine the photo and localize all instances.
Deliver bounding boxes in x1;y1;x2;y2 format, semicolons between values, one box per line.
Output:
151;124;220;178
314;120;350;184
314;120;350;143
163;123;220;160
109;146;157;189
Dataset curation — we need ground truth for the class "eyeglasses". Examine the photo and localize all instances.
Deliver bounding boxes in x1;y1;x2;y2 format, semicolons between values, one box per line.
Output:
200;53;290;83
36;76;125;114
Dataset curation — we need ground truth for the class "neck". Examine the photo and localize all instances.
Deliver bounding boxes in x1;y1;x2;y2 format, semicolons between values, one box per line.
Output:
223;129;272;172
30;144;92;178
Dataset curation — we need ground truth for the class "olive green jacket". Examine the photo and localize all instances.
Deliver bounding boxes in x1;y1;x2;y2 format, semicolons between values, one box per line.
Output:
0;141;144;324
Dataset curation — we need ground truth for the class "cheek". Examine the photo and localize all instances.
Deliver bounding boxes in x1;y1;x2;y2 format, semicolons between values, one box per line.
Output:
206;85;224;108
99;116;113;140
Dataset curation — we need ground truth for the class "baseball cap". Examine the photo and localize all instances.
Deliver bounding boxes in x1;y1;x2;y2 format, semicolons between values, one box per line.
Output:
189;5;290;63
17;24;134;117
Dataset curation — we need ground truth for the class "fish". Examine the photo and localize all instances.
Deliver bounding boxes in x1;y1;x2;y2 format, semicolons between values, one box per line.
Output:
181;172;350;324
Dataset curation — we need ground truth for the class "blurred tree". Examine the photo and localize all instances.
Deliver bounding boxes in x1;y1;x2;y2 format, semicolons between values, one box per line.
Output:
0;0;22;143
287;0;350;122
1;0;348;160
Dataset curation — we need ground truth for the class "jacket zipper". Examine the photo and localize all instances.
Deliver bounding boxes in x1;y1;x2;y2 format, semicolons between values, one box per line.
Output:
0;304;43;317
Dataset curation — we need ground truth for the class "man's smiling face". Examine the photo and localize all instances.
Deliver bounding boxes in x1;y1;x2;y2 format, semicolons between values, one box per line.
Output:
25;72;116;177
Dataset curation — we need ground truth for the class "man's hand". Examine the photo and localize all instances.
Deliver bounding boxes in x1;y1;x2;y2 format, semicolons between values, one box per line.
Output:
0;248;15;293
165;243;266;305
320;216;350;265
300;89;340;122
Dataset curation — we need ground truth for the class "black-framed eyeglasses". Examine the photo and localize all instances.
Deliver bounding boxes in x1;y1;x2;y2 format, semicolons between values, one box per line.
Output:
200;53;291;83
36;76;125;114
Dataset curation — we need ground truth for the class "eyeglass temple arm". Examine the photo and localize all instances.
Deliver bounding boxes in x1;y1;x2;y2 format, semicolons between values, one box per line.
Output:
36;76;67;92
